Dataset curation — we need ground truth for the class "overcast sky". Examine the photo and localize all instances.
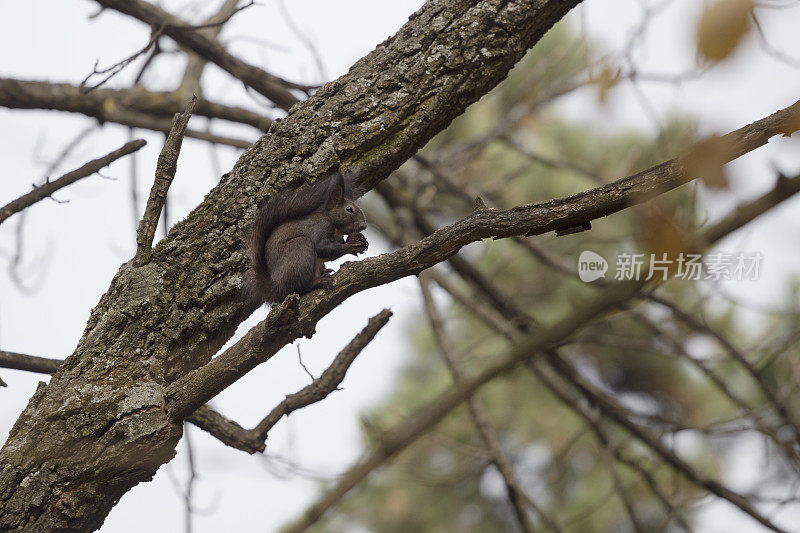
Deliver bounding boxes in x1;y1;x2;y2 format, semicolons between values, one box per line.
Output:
1;1;799;531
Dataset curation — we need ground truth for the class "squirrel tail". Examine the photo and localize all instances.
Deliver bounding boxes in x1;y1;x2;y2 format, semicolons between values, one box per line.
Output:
242;266;274;307
244;200;279;305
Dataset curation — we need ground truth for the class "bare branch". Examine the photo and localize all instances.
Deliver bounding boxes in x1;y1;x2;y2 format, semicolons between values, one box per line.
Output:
0;78;272;131
252;309;393;440
0;351;61;374
109;109;252;148
419;276;555;533
185;405;265;454
93;0;305;110
192;309;392;453
134;96;196;266
0;139;147;226
80;27;163;92
179;0;243;96
542;351;789;533
284;280;647;533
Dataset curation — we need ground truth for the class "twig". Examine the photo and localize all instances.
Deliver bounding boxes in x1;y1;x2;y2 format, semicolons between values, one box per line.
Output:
252;309;392;440
0;139;146;227
93;0;306;109
80;26;165;92
134;96;196;266
183;423;196;533
419;276;557;533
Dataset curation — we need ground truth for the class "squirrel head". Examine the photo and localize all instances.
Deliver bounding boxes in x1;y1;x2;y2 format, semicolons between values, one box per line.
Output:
325;173;367;235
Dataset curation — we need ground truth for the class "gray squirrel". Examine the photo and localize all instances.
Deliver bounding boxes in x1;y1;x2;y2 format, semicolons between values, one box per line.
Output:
244;171;369;304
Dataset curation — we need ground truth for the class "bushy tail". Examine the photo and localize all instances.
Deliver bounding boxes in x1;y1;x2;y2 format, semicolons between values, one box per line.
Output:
242;265;274;307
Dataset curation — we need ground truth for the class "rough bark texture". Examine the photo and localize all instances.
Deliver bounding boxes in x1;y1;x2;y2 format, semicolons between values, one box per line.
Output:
0;1;581;530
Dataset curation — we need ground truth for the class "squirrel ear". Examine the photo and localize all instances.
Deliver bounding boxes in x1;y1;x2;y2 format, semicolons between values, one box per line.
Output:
327;173;345;206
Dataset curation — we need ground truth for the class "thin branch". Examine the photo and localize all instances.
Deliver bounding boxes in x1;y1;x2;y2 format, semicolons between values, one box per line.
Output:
0;351;61;374
529;362;694;532
182;423;197;533
252;309;392;440
80;27;164;92
108;109;253;148
179;0;243;96
419;276;557;533
134;96;196;266
0;139;147;226
93;0;306;110
542;351;789;533
283;279;648;533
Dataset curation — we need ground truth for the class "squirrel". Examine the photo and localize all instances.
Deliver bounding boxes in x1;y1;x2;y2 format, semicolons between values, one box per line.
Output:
244;171;369;305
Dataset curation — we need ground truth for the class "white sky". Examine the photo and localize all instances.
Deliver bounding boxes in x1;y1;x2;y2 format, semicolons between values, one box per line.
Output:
1;1;799;532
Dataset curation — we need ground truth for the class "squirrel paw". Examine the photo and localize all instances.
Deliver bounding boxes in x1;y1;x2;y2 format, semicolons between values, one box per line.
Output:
346;232;368;254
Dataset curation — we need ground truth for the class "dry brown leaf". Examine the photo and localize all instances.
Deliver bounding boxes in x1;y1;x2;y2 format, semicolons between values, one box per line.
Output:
681;134;736;189
595;64;621;105
697;0;754;61
638;204;697;274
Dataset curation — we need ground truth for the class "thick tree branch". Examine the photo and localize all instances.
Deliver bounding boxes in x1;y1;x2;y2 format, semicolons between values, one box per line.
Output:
184;405;264;454
134;97;195;265
92;0;303;110
0;78;272;130
0;139;146;226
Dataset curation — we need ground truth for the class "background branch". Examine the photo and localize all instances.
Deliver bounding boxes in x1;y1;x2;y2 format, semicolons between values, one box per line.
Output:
0;139;146;226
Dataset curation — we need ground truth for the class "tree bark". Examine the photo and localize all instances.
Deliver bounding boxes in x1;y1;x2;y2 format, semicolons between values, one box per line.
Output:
0;0;581;530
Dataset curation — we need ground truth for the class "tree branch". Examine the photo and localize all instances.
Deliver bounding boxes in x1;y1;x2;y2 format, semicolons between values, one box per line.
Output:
185;405;264;454
0;139;146;226
178;0;242;97
419;277;554;533
284;279;647;533
0;351;62;374
165;99;800;419
0;78;272;130
93;0;303;110
134;97;195;265
252;309;392;440
191;309;393;453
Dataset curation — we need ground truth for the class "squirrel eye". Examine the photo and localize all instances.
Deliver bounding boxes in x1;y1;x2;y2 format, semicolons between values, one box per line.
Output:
346;206;354;213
